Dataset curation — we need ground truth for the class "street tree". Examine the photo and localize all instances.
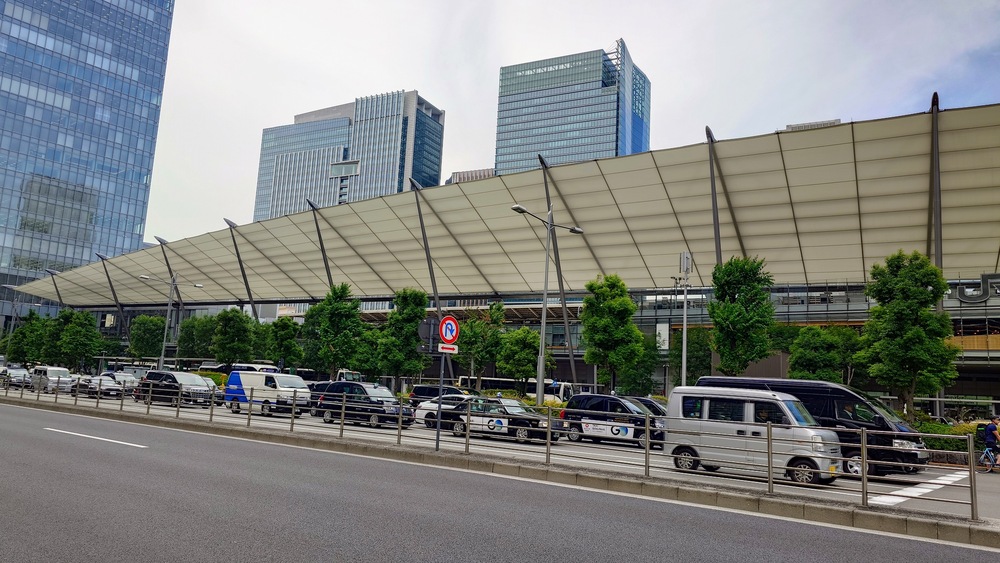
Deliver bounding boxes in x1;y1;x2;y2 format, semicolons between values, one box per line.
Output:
788;326;842;383
707;256;775;375
315;283;365;375
580;273;645;391
128;315;166;360
58;311;102;372
178;315;217;360
211;308;255;366
455;301;505;390
376;288;431;391
828;325;865;386
855;250;960;418
6;310;44;364
667;326;713;387
614;332;661;396
268;316;303;370
495;326;545;394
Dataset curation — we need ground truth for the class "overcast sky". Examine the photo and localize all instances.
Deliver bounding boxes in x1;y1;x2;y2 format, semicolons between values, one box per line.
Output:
144;0;1000;244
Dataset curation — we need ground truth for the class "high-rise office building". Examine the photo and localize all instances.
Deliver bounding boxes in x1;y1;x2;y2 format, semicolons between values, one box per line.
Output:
253;90;444;221
0;1;174;325
494;39;650;176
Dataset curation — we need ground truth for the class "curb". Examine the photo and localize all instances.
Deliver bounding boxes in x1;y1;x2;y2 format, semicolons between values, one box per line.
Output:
6;397;1000;548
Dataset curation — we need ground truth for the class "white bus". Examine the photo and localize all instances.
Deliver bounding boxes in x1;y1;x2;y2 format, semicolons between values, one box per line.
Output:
457;376;575;403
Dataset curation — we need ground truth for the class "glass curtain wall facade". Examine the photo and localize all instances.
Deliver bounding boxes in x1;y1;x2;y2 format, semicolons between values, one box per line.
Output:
253;90;444;222
495;38;650;176
0;0;173;326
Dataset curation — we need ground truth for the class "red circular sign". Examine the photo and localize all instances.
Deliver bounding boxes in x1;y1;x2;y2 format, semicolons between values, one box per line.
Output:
439;315;459;344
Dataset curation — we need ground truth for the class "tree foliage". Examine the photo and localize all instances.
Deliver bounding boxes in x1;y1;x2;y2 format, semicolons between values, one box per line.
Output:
314;283;365;375
455;301;505;389
855;250;960;419
496;327;542;385
178;315;217;359
614;332;661;396
788;326;843;383
211;308;255;366
268;316;303;370
57;310;103;371
707;256;775;376
374;288;431;389
667;326;713;387
580;274;645;391
128;314;165;360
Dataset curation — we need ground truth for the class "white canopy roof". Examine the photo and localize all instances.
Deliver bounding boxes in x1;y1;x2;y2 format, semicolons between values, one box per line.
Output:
16;100;1000;309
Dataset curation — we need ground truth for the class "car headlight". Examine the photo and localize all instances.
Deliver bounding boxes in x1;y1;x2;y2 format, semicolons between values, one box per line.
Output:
538;421;548;428
893;439;918;450
811;435;826;452
654;419;665;429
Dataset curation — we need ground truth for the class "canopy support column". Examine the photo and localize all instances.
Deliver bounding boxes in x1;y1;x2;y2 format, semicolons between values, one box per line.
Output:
94;256;126;339
538;155;578;385
154;236;184;311
224;218;258;320
306;199;334;290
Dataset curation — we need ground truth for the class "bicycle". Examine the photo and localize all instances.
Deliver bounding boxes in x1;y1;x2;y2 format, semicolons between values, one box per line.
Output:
975;446;999;473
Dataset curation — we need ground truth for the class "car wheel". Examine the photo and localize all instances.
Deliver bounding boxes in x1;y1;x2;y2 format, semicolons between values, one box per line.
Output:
903;465;921;474
702;464;720;472
424;413;436;428
170;397;179;407
261;402;272;416
309;408;317;417
514;427;530;444
322;410;334;424
843;451;880;476
635;432;648;450
673;447;700;471
788;459;821;485
368;414;380;428
452;421;466;437
143;395;152;405
230;401;241;414
566;425;583;442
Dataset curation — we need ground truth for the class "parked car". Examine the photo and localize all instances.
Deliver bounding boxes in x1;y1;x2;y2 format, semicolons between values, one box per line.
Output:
135;370;215;407
415;394;477;428
315;381;414;428
306;381;339;416
5;368;30;388
560;393;665;450
629;396;668;417
225;371;310;416
72;376;125;399
408;384;479;407
440;397;559;443
30;366;73;393
104;371;139;392
197;375;225;406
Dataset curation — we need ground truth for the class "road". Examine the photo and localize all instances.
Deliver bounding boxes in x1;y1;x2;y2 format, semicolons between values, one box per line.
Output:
0;405;987;562
4;389;998;521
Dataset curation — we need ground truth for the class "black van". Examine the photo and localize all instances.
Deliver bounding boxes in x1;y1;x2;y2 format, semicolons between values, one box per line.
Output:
696;377;929;475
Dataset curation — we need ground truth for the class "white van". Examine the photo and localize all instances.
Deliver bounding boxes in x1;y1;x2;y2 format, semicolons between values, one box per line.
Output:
224;371;309;416
665;386;841;485
31;366;74;393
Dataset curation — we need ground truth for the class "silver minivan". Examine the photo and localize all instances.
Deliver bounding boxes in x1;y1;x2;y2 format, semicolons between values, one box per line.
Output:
665;386;840;484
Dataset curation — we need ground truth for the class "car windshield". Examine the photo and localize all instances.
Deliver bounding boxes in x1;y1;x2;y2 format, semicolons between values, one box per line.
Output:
620;398;649;415
174;373;208;385
782;400;819;426
274;376;308;389
499;398;529;414
199;377;217;387
94;376;118;384
367;386;395;399
855;390;904;423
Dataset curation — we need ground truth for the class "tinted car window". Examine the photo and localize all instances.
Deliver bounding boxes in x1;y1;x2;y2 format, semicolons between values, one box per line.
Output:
708;398;745;422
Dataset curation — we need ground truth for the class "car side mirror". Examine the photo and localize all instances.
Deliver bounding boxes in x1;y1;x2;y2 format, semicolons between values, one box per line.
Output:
873;414;885;427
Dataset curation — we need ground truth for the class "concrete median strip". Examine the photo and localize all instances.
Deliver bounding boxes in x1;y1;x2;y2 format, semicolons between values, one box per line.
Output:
6;396;1000;548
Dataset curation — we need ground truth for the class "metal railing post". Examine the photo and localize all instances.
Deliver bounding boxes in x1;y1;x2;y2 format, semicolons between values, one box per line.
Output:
74;381;80;406
289;389;297;432
766;422;774;494
245;388;254;427
464;402;472;454
35;379;41;401
53;381;59;404
545;407;552;465
208;391;214;422
644;413;651;477
145;381;152;415
174;385;182;418
860;428;869;507
968;434;979;520
396;402;403;445
95;378;102;409
339;393;347;438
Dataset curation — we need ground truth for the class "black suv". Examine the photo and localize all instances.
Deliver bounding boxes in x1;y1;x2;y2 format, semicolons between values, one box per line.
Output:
134;370;215;407
315;381;414;428
307;380;338;417
408;384;478;407
560;394;665;449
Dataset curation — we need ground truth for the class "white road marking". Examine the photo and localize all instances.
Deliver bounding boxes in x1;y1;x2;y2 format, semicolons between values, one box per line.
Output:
44;427;148;448
868;471;967;506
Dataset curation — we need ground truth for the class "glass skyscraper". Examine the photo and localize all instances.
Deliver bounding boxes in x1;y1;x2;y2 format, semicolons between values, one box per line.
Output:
0;0;173;326
253;90;445;222
495;39;650;176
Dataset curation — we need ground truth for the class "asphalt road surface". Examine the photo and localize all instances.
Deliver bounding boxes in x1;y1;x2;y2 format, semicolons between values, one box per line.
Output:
0;405;987;562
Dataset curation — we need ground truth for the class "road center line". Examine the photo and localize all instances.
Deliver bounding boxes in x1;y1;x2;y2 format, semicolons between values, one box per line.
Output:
44;427;148;448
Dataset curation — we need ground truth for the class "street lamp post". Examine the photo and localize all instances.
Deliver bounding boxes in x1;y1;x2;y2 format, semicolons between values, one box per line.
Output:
511;203;583;406
139;274;203;370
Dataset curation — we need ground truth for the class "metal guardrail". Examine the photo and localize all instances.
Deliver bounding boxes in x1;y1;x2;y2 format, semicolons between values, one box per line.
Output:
0;382;984;519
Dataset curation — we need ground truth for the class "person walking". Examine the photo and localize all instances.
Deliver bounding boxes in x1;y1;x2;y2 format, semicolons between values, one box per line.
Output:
987;415;1000;455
